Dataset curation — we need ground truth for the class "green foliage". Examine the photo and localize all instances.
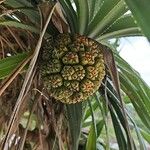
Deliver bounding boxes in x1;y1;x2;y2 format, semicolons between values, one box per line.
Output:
124;0;150;41
66;103;83;150
115;53;150;129
0;53;29;79
0;20;40;33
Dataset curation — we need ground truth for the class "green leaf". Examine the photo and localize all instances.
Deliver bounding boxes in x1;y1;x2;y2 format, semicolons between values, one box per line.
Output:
140;129;150;143
87;0;96;21
115;53;150;129
103;14;139;33
86;100;97;150
96;120;104;138
4;0;40;24
102;45;135;149
102;80;146;149
124;0;150;40
86;124;97;150
84;100;98;121
0;20;40;33
87;0;128;38
130;120;147;150
109;106;127;150
4;0;32;7
60;0;78;33
66;103;83;150
0;53;29;79
97;14;142;40
77;0;89;34
120;73;150;129
95;94;110;149
105;83;136;149
97;27;141;40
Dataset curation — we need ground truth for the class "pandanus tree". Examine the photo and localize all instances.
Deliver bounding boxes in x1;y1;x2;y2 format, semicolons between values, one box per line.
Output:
0;0;150;149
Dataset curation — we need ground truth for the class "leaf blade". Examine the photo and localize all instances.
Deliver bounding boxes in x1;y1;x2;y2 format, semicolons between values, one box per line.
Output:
88;0;127;38
0;53;29;79
0;20;40;33
77;0;89;34
66;103;83;150
124;0;150;40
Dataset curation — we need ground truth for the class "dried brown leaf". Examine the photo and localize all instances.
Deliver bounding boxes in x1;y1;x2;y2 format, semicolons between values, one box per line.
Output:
1;3;58;149
52;3;69;33
38;2;54;31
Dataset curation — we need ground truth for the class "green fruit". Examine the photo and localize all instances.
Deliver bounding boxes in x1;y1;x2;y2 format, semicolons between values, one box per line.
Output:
40;34;105;104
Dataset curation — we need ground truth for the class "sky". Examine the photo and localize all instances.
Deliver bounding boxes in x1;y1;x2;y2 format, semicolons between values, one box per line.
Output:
118;37;150;86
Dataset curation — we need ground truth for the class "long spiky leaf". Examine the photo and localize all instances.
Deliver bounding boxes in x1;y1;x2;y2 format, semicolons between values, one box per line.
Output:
66;103;82;150
0;52;32;96
97;14;142;40
124;0;150;40
86;100;97;150
59;0;78;33
87;0;128;38
77;0;89;34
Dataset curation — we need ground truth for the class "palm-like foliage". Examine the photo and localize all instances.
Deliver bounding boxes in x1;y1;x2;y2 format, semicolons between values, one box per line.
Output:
0;0;150;150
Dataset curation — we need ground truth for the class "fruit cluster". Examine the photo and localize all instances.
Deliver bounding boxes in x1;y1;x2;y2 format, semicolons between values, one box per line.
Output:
40;34;105;103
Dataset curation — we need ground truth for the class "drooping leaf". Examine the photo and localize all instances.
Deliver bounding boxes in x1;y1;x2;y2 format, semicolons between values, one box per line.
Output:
0;20;40;33
4;0;40;24
124;0;150;40
115;52;150;129
102;46;135;150
109;106;127;150
103;81;136;150
130;120;147;150
101;67;147;149
0;53;29;79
